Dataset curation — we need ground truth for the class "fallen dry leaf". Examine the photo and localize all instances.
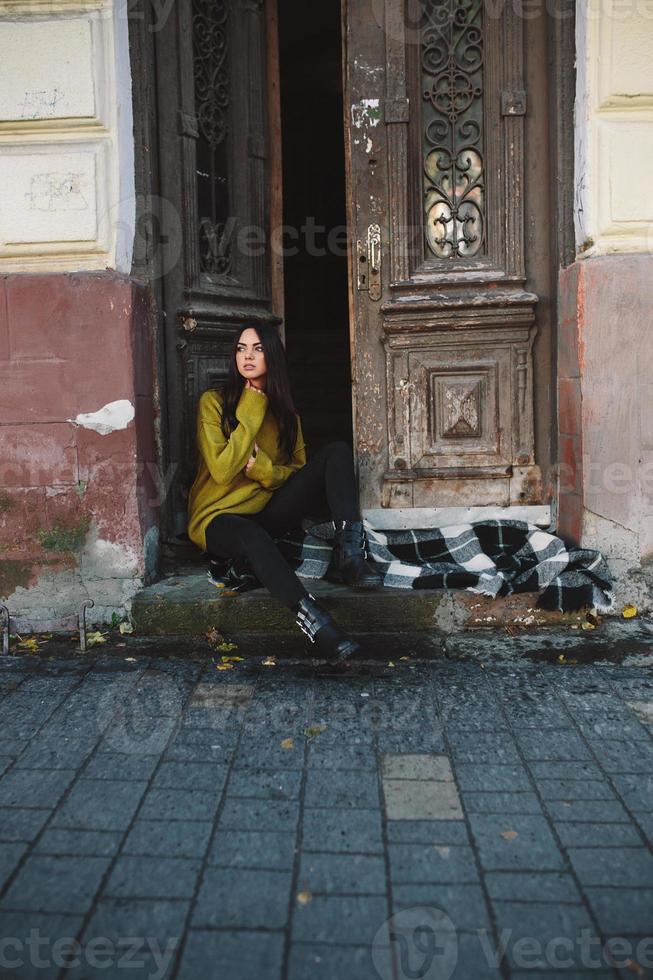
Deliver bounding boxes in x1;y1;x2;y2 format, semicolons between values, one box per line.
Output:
399;656;411;661
262;657;276;667
304;724;327;740
17;637;39;653
215;663;234;672
581;621;595;631
296;890;312;905
618;957;645;976
86;631;107;647
557;654;566;663
387;661;395;667
220;654;243;663
500;830;519;841
125;656;137;662
206;627;224;646
280;737;294;750
217;641;238;653
119;622;134;635
622;604;637;619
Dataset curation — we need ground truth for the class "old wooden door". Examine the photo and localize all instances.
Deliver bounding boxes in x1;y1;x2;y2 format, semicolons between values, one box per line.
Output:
154;0;280;539
343;0;553;513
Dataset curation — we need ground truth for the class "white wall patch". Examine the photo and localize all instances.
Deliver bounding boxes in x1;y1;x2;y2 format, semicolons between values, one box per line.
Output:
69;399;135;435
351;99;381;129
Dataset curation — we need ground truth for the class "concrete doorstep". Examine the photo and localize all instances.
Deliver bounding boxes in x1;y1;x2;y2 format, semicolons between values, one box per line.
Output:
131;574;591;636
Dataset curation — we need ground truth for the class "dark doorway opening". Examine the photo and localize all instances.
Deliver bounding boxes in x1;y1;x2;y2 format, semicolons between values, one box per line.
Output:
277;0;352;453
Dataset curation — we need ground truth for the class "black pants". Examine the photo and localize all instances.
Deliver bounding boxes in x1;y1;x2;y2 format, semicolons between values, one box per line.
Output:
204;441;361;608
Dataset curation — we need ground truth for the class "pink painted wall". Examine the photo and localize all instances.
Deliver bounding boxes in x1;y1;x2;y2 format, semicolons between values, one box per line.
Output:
557;254;653;607
0;272;159;627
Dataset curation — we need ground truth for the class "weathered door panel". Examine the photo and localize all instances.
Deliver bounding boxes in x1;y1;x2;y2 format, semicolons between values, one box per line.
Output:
155;0;279;539
343;0;550;512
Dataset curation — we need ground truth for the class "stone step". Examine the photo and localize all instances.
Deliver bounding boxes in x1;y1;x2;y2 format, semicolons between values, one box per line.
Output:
131;574;591;636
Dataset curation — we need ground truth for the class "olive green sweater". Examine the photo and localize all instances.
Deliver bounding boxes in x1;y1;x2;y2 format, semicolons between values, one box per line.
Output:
187;386;306;551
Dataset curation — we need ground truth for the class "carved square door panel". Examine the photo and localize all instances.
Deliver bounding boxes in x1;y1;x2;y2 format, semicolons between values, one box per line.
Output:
384;316;535;506
407;349;509;470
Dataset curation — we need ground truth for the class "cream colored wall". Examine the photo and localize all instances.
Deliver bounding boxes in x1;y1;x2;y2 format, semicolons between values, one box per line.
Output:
0;0;134;273
574;0;653;255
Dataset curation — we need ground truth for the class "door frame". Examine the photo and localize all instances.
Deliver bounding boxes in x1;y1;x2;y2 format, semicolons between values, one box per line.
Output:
126;0;576;541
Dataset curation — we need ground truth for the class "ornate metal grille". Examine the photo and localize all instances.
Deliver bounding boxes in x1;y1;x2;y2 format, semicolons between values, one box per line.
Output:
421;0;485;259
193;0;232;275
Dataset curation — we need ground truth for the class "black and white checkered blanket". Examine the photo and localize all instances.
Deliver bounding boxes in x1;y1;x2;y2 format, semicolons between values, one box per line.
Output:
210;518;615;613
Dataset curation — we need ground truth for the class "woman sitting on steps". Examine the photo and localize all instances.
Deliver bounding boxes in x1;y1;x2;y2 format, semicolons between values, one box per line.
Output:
187;322;383;664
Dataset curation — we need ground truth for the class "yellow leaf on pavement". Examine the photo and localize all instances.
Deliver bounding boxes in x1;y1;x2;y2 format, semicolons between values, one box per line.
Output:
215;663;234;671
86;631;107;646
119;622;134;634
304;725;327;739
17;638;39;652
622;604;637;619
280;737;294;750
500;830;519;841
296;890;312;905
263;657;276;667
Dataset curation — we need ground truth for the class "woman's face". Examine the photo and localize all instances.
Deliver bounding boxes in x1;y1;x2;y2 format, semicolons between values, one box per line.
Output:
235;327;267;388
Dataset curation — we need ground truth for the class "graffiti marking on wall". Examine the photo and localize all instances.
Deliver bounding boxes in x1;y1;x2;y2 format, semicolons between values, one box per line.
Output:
20;87;65;119
26;173;88;212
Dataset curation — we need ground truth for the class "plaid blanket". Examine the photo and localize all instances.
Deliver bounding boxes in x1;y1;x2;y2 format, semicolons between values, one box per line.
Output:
209;519;614;613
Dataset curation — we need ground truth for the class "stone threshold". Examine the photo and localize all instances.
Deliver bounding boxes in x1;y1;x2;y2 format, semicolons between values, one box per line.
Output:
131;573;592;637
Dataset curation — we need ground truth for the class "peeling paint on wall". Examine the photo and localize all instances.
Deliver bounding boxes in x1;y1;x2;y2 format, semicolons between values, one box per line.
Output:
68;399;135;436
351;99;381;129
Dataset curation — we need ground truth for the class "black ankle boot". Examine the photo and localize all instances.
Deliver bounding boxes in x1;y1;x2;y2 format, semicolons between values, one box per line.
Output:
325;520;383;590
294;593;360;663
208;557;262;594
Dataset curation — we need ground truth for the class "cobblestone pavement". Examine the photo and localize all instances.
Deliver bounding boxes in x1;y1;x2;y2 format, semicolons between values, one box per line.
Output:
0;645;652;980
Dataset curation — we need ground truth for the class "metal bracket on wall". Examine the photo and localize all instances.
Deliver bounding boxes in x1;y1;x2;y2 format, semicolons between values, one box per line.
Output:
0;604;9;656
79;599;94;653
501;89;527;115
357;224;382;301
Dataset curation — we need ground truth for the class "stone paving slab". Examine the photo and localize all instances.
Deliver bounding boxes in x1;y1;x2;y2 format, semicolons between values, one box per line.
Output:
0;644;651;979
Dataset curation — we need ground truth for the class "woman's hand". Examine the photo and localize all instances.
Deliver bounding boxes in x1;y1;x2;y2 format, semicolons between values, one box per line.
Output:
245;441;259;474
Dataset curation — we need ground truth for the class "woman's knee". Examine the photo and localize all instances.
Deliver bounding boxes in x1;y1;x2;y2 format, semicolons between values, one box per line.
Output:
206;514;269;557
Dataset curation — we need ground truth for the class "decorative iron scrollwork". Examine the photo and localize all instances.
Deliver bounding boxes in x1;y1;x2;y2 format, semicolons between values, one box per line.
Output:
421;0;485;259
193;0;232;274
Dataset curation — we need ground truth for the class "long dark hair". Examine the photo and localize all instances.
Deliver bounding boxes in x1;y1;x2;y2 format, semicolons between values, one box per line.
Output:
219;323;299;462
